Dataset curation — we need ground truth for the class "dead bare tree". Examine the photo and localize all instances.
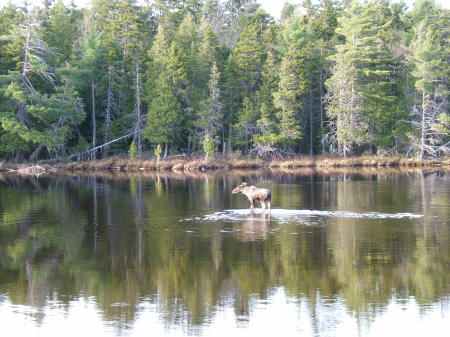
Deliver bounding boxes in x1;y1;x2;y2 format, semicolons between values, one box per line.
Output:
409;94;449;158
103;66;117;157
132;61;144;153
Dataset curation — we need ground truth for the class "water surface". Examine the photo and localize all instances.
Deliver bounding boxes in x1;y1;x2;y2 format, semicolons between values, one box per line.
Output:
0;170;449;336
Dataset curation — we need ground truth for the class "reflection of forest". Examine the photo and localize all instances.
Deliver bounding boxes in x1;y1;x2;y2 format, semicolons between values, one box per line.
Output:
0;171;449;328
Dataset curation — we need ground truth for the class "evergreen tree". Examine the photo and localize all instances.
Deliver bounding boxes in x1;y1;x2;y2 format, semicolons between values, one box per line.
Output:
408;1;449;158
325;43;369;156
233;96;259;152
0;0;448;161
231;9;269;96
0;10;84;160
64;29;106;158
144;71;182;157
273;42;304;151
42;0;79;65
326;0;406;155
196;62;223;148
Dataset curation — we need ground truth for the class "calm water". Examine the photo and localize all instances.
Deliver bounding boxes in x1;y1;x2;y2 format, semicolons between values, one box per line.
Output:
0;170;449;337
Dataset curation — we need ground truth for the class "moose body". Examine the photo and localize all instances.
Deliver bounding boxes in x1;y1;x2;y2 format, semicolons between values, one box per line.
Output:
232;182;271;212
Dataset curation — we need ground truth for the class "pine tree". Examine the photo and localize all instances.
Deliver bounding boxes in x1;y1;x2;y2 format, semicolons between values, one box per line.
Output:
233;96;259;152
0;7;61;160
145;23;186;155
326;0;406;155
64;29;107;158
144;71;182;157
196;62;223;146
273;42;304;151
408;1;450;158
42;0;79;65
231;10;268;96
251;50;281;155
325;44;369;156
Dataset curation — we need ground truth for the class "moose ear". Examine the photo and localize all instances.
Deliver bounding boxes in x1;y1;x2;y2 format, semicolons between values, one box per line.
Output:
240;182;247;187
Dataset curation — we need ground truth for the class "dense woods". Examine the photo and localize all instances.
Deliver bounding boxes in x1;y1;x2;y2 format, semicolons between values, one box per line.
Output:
0;0;448;162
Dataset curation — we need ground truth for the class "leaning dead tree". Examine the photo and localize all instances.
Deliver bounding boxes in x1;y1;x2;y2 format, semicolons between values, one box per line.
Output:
68;128;144;161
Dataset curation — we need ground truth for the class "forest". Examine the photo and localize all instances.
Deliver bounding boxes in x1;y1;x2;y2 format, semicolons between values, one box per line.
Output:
0;0;448;162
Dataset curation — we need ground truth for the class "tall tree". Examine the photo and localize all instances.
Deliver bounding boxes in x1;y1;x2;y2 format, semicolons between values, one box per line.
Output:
408;1;450;158
144;70;182;157
41;0;79;65
196;62;223;151
326;0;406;155
273;42;304;152
64;29;106;158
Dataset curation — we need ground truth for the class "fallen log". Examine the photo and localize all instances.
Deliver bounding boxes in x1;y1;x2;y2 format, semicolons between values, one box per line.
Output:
13;165;46;175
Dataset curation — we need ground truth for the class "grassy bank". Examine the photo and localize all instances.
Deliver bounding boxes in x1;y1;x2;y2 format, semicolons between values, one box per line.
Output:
52;155;450;172
1;155;449;174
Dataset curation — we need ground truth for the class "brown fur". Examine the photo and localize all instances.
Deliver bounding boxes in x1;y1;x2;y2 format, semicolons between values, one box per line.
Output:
232;182;272;212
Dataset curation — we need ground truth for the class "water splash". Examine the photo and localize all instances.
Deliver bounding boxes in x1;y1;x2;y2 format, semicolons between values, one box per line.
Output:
182;208;423;224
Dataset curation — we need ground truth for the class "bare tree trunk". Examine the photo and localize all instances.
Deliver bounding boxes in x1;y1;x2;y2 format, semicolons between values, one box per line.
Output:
91;80;97;160
319;58;325;155
227;110;233;156
18;13;34;127
29;145;44;162
134;62;142;153
103;66;114;158
164;142;169;158
420;91;426;160
222;117;226;155
21;13;34;94
309;83;314;156
14;150;25;163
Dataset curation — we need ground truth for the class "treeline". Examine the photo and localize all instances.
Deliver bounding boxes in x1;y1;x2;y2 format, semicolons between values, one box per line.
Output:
0;0;448;162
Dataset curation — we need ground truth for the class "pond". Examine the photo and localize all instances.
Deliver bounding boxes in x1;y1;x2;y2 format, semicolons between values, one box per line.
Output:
0;169;449;337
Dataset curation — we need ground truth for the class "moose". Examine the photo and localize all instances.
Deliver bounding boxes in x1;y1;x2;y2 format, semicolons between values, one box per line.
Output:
232;182;272;212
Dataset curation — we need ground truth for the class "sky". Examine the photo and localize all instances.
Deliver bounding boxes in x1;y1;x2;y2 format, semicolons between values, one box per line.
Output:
0;0;449;18
0;0;450;19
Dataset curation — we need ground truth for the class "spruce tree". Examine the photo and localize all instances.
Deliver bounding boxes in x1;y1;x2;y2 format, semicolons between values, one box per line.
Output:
408;1;449;158
326;0;406;155
196;62;223;148
273;42;304;151
144;71;182;157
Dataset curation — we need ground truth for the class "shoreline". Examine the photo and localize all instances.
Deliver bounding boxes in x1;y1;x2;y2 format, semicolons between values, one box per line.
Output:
1;155;450;174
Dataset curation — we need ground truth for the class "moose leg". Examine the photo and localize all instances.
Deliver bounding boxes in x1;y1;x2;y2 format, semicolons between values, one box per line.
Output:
267;201;271;210
249;200;255;212
261;201;266;209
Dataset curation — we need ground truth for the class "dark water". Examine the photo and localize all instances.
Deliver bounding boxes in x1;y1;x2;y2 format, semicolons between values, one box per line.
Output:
0;170;449;337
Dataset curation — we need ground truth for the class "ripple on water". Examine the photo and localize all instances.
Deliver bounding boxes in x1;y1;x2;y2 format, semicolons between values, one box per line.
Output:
181;208;423;224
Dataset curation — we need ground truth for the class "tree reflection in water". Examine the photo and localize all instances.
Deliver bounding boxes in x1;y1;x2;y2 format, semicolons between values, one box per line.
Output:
0;170;449;334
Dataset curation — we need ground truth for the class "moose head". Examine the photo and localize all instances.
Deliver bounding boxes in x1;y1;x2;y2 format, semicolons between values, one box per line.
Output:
232;182;248;194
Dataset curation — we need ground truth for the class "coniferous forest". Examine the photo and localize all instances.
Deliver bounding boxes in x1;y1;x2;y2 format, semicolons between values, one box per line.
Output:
0;0;449;163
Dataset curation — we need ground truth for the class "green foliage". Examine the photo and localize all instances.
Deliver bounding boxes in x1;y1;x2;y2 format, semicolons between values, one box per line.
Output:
154;144;163;162
203;135;216;157
155;143;163;156
408;1;450;158
273;42;304;148
326;0;409;155
0;0;448;161
128;141;138;159
144;71;182;144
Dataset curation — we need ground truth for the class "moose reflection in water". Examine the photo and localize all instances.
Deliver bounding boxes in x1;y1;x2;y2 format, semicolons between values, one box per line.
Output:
233;211;272;242
232;182;272;212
